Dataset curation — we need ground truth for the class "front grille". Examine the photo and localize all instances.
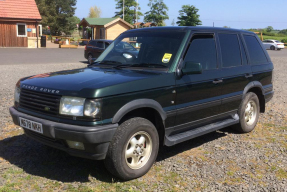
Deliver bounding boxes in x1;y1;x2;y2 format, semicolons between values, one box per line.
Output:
19;89;61;116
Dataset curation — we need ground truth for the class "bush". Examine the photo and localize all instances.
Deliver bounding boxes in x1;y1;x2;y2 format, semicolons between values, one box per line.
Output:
281;39;287;43
262;31;276;36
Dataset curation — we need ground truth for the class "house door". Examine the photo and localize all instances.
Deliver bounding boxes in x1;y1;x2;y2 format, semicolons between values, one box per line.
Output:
100;28;105;39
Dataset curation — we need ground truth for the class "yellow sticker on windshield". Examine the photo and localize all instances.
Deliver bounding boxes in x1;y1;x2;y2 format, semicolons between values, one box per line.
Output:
162;53;172;63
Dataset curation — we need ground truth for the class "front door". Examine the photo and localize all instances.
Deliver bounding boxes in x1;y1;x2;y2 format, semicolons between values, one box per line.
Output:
175;33;222;128
100;28;106;39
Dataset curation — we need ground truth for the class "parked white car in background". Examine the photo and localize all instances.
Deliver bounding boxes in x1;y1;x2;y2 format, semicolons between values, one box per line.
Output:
262;39;285;50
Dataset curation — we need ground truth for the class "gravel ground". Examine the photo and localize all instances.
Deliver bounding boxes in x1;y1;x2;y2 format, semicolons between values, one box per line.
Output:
0;58;286;191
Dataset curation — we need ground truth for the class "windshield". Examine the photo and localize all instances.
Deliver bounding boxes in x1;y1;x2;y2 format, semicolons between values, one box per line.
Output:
275;40;281;43
95;31;186;69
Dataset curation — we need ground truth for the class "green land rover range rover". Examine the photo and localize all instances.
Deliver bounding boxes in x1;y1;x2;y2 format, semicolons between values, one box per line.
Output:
10;27;274;180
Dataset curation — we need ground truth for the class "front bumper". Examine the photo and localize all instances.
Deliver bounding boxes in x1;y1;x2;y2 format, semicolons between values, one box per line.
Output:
9;107;118;160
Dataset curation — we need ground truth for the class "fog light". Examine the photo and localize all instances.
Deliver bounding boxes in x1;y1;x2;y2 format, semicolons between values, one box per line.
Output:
66;140;85;150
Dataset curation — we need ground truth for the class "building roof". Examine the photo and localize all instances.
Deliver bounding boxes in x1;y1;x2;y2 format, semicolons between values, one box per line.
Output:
142;22;157;27
134;22;143;26
0;0;41;20
84;18;116;26
79;17;134;28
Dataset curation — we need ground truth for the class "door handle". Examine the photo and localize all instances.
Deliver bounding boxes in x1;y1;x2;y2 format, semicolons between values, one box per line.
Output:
213;79;223;84
245;74;253;78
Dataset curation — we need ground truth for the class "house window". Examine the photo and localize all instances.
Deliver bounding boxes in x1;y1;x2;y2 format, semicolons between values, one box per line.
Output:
17;23;27;37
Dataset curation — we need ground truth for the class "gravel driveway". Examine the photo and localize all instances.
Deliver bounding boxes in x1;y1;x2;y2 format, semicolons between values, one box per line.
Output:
0;57;286;191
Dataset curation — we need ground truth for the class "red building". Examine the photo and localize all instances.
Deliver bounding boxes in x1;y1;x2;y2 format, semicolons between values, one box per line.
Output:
0;0;42;47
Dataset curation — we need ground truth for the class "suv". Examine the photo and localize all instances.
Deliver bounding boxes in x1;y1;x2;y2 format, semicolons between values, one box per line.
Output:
10;27;274;180
84;39;113;64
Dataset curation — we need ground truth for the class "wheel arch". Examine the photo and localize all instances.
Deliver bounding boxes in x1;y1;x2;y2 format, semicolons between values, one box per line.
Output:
243;81;265;113
112;99;167;145
112;99;167;124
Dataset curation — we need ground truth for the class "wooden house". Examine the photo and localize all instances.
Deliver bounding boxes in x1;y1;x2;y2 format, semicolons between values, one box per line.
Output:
0;0;42;48
79;18;134;40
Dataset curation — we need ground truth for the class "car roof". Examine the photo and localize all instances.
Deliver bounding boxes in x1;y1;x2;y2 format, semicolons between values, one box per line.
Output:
125;26;255;34
90;39;113;43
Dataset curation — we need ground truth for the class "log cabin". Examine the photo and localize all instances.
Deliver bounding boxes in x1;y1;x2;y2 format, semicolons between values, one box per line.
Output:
0;0;42;48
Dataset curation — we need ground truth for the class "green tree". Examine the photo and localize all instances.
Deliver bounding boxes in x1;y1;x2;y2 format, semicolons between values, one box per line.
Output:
279;29;287;35
266;26;273;32
35;0;77;35
144;0;169;26
114;0;143;24
88;6;101;18
176;5;202;26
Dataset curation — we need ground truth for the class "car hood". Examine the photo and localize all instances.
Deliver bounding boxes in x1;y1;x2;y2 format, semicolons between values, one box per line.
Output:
20;67;175;98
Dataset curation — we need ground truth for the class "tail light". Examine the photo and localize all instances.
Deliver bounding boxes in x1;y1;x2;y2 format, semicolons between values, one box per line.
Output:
85;45;87;50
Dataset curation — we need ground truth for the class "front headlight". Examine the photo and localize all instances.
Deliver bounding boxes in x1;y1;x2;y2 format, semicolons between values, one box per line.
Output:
59;97;102;118
84;99;101;117
14;86;20;103
60;97;85;116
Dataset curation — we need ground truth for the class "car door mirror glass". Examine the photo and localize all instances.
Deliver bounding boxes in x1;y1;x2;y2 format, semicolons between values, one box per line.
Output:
182;62;202;75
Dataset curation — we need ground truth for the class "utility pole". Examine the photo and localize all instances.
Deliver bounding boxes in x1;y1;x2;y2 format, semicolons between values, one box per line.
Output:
213;22;214;27
136;0;138;23
123;0;125;20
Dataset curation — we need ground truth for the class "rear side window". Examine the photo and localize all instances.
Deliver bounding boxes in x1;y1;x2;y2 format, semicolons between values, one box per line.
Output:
243;35;268;65
89;41;97;46
184;34;217;70
218;33;241;67
96;41;104;48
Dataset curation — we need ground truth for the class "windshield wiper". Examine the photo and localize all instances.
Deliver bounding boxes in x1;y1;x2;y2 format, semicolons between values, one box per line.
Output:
99;60;122;65
132;63;168;68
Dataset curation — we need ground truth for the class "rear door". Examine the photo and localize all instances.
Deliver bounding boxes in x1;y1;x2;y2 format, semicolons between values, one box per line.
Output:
218;32;252;114
175;33;222;128
94;41;105;58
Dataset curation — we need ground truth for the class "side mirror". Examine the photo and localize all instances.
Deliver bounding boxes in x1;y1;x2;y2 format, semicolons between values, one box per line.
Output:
181;62;202;75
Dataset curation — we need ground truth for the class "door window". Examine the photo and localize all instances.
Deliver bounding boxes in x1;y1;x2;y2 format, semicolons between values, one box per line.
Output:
184;34;217;70
96;41;104;48
218;33;241;67
105;42;110;49
243;35;268;65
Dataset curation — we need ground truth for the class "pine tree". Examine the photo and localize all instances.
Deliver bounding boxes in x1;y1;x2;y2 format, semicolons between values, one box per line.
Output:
177;5;202;26
35;0;77;35
144;0;169;26
114;0;143;24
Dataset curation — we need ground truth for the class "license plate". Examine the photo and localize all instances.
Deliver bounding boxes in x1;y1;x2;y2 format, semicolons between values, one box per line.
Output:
19;117;43;134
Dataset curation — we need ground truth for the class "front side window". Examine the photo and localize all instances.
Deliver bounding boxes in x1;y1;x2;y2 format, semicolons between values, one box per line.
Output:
96;31;186;69
184;34;217;70
218;33;241;67
17;23;27;37
243;35;268;65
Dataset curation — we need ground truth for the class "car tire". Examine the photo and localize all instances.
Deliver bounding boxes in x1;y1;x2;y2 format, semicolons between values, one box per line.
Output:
104;117;159;180
232;92;260;133
88;54;93;64
277;48;281;51
270;46;275;50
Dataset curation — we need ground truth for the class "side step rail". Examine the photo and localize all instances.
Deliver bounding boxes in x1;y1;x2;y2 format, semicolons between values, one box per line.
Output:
164;117;239;146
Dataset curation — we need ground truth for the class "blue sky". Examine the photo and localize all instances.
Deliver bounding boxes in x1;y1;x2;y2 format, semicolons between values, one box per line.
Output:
75;0;287;30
